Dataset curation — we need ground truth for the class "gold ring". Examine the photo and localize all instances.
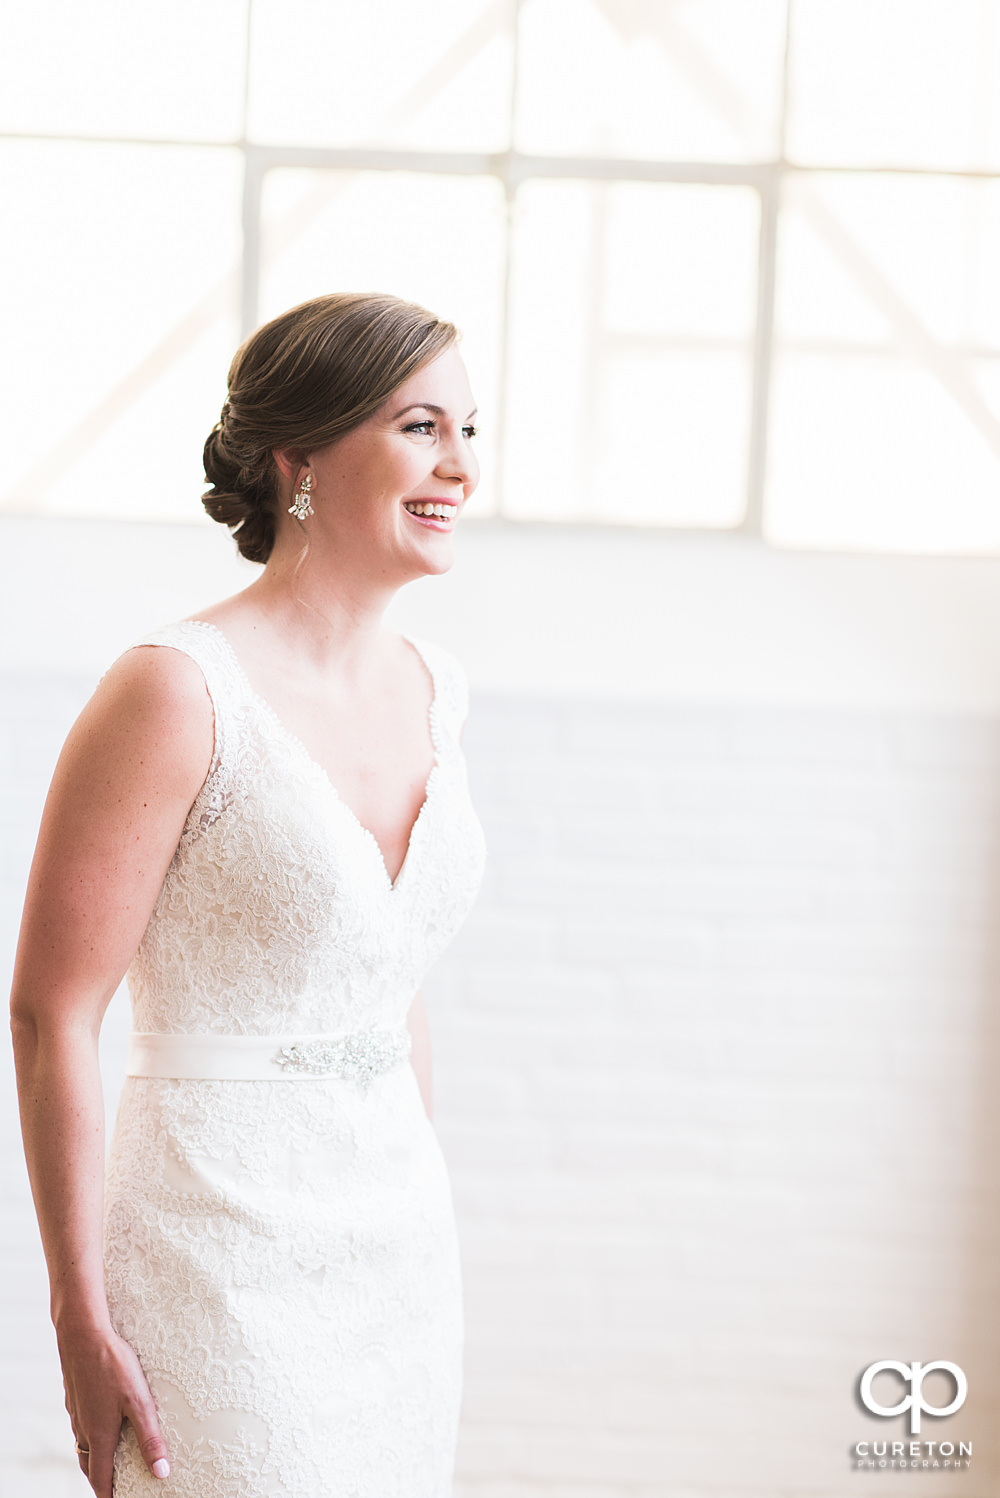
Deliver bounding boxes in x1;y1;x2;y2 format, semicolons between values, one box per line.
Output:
75;1442;90;1457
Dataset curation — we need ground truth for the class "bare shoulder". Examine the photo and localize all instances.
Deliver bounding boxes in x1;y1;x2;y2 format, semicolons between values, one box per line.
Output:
99;639;213;711
90;642;213;741
13;647;216;1022
59;643;215;804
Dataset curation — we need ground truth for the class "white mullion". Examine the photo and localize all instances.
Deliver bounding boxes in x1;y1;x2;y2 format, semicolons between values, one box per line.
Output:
580;181;611;522
743;168;779;537
240;147;264;339
240;0;254;145
743;0;793;538
252;145;497;176
507;154;770;189
494;0;522;520
246;143;772;191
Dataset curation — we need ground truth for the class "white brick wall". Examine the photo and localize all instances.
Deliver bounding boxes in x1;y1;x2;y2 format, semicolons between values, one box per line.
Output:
439;695;1000;1496
5;670;1000;1495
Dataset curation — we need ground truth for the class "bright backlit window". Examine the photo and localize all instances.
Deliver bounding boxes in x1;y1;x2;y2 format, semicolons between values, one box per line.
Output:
2;0;1000;552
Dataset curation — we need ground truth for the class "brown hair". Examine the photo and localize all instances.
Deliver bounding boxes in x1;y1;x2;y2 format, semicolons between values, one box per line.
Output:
202;292;458;562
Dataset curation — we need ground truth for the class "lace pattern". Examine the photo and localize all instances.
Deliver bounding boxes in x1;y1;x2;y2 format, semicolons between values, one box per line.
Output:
103;621;485;1497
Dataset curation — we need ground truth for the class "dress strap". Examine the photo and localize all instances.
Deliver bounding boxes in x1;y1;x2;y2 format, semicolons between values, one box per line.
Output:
129;619;251;777
404;636;470;744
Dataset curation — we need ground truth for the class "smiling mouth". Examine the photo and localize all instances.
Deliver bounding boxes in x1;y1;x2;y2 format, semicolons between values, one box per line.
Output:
402;501;459;520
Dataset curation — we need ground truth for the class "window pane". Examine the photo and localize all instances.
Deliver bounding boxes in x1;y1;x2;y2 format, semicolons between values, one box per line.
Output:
259;170;506;514
504;180;758;524
0;0;247;141
515;0;786;161
0;142;241;521
776;172;1000;346
787;0;1000;170
766;355;1000;552
249;0;513;152
768;172;1000;552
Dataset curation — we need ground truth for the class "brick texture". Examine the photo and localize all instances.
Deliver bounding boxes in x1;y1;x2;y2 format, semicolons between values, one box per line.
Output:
3;675;1000;1495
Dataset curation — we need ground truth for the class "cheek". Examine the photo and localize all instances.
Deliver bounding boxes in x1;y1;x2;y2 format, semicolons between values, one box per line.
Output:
396;454;435;494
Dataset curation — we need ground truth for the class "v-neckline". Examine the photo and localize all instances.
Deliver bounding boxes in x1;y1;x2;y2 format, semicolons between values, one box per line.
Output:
189;619;441;893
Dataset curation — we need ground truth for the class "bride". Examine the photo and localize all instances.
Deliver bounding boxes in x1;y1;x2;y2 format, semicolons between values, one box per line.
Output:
11;292;487;1497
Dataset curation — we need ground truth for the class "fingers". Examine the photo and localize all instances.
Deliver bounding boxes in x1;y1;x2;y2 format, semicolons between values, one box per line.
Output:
82;1438;118;1498
76;1419;170;1496
124;1388;171;1481
71;1430;116;1498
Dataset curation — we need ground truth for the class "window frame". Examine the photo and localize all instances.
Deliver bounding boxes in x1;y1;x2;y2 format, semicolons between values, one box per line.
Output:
5;0;1000;547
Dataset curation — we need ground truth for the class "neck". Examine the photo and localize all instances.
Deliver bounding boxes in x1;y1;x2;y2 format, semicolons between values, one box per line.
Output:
244;531;402;669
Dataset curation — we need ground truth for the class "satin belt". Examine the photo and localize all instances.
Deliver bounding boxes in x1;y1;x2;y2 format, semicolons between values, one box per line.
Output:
126;1027;411;1086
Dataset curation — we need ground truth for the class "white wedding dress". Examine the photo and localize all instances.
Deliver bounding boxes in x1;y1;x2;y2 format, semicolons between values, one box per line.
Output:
103;620;486;1498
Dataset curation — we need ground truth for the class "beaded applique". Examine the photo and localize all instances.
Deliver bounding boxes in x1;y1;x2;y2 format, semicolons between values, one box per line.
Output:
274;1028;411;1088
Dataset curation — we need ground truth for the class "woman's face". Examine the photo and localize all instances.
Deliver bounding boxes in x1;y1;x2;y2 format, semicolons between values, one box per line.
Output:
301;346;479;584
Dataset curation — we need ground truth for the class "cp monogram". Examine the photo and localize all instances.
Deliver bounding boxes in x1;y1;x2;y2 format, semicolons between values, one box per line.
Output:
860;1361;967;1435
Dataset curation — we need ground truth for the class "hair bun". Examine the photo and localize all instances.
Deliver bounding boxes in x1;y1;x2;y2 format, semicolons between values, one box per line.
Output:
201;419;276;564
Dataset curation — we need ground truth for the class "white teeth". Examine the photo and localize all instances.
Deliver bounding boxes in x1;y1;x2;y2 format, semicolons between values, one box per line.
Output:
405;501;456;518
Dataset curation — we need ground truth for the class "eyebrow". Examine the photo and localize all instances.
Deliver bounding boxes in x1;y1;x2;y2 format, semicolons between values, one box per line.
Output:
391;402;479;420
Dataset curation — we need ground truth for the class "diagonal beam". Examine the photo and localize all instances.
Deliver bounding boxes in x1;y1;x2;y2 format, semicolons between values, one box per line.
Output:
0;275;240;513
792;178;1000;461
583;1;1000;485
590;0;775;147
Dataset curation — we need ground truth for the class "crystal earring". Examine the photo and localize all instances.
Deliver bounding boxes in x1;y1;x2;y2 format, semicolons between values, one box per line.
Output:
288;473;314;520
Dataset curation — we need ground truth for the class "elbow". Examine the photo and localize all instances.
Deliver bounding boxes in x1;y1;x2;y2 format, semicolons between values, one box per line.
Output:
10;999;101;1093
10;1001;43;1073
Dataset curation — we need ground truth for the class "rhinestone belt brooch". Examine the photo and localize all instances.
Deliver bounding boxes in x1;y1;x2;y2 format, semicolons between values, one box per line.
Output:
274;1029;411;1090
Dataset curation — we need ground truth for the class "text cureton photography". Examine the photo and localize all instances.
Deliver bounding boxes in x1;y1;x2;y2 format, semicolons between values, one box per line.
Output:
854;1441;972;1471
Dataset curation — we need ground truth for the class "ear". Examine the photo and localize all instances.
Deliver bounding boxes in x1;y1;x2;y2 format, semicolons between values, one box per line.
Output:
272;448;306;482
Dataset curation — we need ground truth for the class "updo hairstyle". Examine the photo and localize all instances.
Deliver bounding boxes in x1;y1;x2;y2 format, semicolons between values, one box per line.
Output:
202;292;458;563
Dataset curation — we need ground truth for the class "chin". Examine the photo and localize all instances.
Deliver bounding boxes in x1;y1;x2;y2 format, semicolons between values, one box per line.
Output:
412;540;456;578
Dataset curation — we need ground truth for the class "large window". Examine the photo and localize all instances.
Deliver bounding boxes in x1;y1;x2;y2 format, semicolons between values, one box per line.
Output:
2;0;1000;551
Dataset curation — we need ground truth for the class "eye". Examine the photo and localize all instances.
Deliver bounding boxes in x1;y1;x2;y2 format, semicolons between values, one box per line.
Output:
463;425;478;440
403;419;435;435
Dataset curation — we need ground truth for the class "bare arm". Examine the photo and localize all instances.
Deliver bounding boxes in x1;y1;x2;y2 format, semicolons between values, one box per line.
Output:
10;645;214;1496
407;990;433;1121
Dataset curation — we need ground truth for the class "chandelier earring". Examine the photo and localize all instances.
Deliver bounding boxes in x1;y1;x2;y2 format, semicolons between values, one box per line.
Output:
288;473;315;520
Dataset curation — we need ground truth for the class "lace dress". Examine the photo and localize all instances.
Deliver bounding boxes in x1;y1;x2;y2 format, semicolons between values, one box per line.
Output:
102;620;486;1498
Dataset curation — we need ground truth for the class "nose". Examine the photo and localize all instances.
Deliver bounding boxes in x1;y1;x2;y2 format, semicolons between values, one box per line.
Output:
435;421;478;494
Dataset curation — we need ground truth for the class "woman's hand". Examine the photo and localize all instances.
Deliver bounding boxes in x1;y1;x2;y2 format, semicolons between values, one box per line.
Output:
59;1322;170;1495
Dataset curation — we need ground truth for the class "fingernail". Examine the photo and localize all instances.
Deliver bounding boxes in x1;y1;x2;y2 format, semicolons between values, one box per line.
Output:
152;1458;170;1479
